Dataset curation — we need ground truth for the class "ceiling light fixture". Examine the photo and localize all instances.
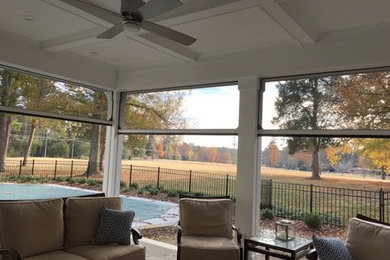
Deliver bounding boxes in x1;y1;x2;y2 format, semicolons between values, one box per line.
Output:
123;20;140;33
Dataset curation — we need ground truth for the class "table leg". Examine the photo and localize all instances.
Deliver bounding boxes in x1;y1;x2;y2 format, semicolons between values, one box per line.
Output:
265;247;270;260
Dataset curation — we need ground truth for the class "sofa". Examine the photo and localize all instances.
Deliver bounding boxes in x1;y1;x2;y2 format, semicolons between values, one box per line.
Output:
0;197;145;260
307;216;390;260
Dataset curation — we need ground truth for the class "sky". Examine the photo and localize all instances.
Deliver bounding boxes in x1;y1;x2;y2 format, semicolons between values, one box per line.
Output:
180;83;283;150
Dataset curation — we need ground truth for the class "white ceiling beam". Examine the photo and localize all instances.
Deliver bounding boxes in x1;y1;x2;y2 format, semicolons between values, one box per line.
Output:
128;33;198;62
258;0;317;44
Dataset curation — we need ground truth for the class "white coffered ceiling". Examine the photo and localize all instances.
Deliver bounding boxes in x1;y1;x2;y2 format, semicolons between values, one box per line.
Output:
1;0;390;89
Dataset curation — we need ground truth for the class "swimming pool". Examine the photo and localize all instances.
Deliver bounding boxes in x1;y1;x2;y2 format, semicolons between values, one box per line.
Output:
0;183;178;223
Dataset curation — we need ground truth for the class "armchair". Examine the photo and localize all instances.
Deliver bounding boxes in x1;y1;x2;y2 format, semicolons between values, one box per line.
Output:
177;196;242;260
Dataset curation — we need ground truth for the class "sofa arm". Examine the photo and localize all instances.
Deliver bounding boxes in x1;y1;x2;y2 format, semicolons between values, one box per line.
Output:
0;248;22;260
131;228;143;245
306;248;318;260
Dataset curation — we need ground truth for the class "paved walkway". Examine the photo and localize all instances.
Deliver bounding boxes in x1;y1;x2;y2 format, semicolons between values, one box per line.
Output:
141;238;177;260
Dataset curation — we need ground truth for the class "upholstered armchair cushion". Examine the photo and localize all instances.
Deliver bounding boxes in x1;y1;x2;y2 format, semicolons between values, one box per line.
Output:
345;217;390;260
0;199;64;258
65;244;145;260
180;236;240;260
179;198;233;239
64;197;121;248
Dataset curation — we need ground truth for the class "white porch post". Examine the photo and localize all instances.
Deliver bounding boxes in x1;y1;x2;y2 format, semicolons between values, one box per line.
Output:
236;77;261;238
103;91;123;197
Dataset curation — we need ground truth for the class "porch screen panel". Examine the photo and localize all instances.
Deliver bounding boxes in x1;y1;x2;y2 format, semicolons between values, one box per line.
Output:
0;66;112;124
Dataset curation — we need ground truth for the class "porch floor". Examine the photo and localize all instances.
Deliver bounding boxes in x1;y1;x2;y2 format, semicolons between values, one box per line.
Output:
141;238;177;260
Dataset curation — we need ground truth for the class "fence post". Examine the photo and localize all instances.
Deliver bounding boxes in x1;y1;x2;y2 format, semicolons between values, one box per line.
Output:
70;160;74;178
31;159;35;176
157;167;160;189
129;165;133;186
380;188;385;222
54;160;57;178
225;174;229;196
310;184;313;213
189;170;192;193
19;160;22;176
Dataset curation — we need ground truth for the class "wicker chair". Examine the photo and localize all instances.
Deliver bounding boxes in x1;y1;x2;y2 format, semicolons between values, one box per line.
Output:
177;195;242;260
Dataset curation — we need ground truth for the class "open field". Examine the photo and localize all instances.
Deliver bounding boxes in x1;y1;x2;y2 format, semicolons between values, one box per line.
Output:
5;157;390;191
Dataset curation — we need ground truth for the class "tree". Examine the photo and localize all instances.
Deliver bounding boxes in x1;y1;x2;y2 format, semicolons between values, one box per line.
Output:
272;78;337;179
264;139;279;167
331;72;390;175
122;92;186;161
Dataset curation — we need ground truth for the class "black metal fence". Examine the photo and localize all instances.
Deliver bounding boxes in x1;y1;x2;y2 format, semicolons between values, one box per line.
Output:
2;159;389;227
261;179;390;226
3;159;89;178
121;164;236;197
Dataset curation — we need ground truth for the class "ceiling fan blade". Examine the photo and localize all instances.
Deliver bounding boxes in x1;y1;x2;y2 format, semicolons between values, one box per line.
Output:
140;20;196;46
137;0;183;20
121;0;145;14
60;0;122;25
97;23;124;39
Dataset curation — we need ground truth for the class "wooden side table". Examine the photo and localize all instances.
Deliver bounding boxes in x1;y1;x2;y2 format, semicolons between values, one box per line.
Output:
244;235;313;260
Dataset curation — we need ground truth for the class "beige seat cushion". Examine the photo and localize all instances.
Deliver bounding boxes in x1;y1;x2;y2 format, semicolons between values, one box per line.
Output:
24;250;89;260
64;197;122;248
180;236;240;260
346;217;390;260
65;244;145;260
0;199;64;258
179;198;233;238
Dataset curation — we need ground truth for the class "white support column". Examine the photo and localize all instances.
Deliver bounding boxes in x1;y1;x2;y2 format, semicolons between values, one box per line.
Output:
103;91;123;197
236;77;261;238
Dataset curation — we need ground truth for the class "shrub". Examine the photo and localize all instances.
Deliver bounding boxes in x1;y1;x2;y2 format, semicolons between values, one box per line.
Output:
86;179;99;186
143;184;154;191
68;178;76;184
120;181;127;188
304;213;322;229
177;190;188;196
124;186;135;192
129;183;139;189
149;187;159;196
194;192;204;197
167;189;179;197
261;208;274;220
52;176;66;182
76;178;87;184
137;189;144;195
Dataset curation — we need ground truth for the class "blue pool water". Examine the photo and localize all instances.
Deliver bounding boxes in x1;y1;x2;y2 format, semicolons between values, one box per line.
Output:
0;183;175;221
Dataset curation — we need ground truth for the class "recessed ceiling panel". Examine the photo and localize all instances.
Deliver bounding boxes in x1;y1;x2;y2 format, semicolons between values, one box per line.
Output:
66;37;175;67
0;0;97;42
173;6;291;53
283;0;390;33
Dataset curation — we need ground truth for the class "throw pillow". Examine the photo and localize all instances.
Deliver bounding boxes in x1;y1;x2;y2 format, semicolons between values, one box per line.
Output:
92;207;135;245
312;235;353;260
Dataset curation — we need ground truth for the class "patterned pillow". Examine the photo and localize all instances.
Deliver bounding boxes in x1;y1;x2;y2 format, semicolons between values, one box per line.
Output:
312;235;353;260
92;207;135;245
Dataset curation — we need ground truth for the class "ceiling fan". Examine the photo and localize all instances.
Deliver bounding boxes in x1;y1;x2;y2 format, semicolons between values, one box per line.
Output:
60;0;197;46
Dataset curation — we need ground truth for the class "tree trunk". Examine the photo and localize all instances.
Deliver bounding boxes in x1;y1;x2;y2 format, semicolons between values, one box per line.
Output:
0;113;7;172
99;127;105;172
311;138;321;179
86;124;100;176
22;118;39;166
0;71;11;172
4;116;12;158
